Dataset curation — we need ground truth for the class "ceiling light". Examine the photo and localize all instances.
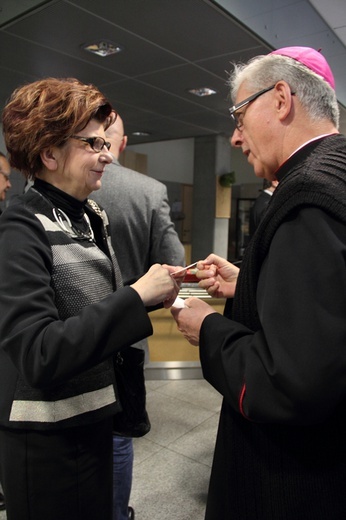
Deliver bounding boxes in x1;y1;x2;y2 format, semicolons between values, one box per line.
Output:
82;41;124;57
188;87;217;97
132;131;151;136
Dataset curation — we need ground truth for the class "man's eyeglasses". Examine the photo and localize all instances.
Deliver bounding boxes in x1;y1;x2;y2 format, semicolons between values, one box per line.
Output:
70;136;111;153
229;84;276;130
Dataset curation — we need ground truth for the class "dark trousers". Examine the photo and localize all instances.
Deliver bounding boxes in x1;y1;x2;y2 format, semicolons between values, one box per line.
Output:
0;416;113;520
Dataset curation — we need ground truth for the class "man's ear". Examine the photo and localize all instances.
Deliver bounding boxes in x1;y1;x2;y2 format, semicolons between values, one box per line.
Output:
119;135;128;154
40;148;59;171
274;81;294;122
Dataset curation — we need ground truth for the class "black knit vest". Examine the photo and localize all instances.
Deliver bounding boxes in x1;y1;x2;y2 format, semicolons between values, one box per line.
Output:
233;134;346;331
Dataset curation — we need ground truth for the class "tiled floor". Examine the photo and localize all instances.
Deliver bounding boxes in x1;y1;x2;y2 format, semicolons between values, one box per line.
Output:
0;378;222;520
130;378;222;519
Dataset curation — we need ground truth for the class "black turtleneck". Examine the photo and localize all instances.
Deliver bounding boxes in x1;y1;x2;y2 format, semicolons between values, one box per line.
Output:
33;178;95;240
34;178;86;220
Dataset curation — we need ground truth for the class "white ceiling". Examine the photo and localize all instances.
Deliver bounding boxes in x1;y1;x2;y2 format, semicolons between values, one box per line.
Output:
0;0;345;144
311;0;346;46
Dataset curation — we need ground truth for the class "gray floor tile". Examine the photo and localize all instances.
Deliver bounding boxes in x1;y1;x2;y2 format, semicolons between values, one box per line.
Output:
168;413;219;467
131;447;210;520
145;379;171;391
145;389;215;447
133;436;164;465
154;379;222;412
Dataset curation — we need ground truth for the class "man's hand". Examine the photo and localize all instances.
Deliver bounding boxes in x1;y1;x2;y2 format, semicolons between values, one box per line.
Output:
171;297;216;346
195;254;239;298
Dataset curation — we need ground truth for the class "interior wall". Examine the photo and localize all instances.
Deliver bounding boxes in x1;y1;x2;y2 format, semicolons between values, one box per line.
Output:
127;138;195;184
127;136;260;187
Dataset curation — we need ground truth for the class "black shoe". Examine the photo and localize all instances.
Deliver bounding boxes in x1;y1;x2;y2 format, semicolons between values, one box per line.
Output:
128;506;135;520
0;492;5;511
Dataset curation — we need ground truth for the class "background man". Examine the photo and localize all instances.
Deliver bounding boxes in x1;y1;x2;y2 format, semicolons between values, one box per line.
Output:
92;114;185;520
0;151;11;211
249;179;278;237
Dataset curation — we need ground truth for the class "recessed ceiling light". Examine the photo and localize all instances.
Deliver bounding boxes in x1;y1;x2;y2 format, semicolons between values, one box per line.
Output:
132;131;151;136
82;41;124;57
188;87;217;97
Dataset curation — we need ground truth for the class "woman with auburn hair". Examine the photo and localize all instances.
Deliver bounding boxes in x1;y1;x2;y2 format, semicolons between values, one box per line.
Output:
0;78;181;520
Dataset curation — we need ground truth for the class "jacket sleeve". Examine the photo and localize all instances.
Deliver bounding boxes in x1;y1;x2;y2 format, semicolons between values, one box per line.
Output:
0;205;152;388
200;207;346;425
149;183;185;266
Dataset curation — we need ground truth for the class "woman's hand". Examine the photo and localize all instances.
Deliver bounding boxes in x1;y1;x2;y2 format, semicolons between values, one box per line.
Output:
195;254;239;298
131;264;181;308
171;297;216;346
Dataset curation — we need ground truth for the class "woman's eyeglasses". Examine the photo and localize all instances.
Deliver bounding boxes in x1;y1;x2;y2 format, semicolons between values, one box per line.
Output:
70;135;111;152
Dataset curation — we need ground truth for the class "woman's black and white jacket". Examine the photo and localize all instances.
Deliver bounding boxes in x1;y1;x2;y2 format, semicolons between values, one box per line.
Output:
0;187;152;430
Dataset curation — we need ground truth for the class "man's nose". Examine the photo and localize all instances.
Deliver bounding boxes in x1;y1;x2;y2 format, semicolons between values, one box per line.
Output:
230;127;243;148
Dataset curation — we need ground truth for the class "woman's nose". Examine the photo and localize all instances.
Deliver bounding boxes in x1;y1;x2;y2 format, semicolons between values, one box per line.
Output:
99;148;113;164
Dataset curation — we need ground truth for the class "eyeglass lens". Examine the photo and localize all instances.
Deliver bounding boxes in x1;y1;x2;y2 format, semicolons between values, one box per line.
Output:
92;137;111;152
70;135;111;152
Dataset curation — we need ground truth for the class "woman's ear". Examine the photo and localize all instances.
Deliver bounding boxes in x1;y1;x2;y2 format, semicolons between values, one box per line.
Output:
40;147;59;171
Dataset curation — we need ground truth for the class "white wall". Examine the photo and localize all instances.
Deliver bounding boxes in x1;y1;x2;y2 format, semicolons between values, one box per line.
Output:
128;135;260;188
127;138;195;184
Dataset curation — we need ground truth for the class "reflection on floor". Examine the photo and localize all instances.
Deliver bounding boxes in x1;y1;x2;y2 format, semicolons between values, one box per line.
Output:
0;379;222;520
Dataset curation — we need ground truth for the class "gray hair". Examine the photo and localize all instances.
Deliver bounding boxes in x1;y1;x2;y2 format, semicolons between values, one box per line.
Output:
228;54;339;128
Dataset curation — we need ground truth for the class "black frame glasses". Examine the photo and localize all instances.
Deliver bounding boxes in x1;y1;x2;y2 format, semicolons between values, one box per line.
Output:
70;135;111;152
229;84;276;130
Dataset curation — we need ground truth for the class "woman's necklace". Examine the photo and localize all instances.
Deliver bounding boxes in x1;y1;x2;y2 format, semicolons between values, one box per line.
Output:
52;207;95;242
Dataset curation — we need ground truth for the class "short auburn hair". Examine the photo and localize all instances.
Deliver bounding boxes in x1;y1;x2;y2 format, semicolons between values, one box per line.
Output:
2;77;115;179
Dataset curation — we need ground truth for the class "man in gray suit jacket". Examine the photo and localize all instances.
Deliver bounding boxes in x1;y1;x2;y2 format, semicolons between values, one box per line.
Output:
92;113;185;520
